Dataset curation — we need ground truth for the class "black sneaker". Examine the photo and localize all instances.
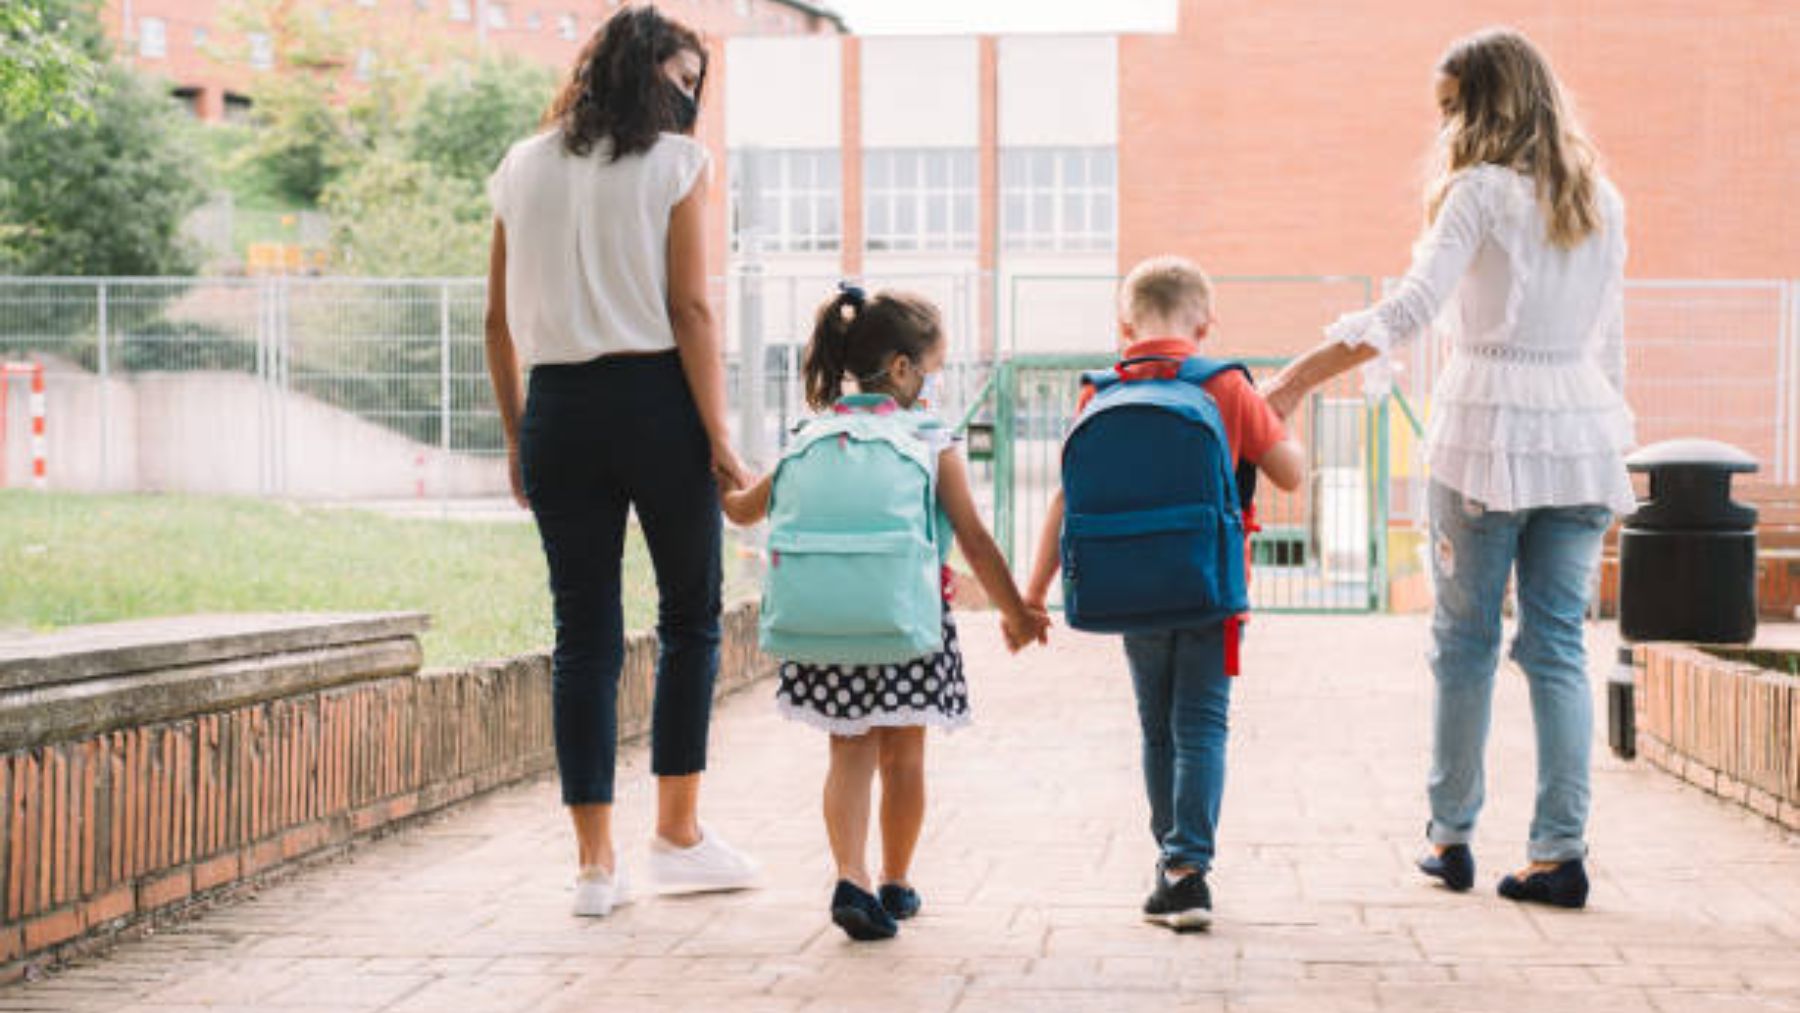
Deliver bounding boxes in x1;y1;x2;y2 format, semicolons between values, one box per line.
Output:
1498;859;1588;910
830;880;898;941
1143;869;1212;932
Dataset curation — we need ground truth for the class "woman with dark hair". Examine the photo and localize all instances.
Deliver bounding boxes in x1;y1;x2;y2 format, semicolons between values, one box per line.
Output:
483;6;756;918
1264;28;1633;909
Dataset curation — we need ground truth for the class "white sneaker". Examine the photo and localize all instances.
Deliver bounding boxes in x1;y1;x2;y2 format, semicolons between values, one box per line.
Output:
648;826;760;894
573;865;632;917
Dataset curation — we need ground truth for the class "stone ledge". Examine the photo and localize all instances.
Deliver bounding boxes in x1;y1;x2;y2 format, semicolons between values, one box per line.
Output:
0;636;424;751
0;612;430;692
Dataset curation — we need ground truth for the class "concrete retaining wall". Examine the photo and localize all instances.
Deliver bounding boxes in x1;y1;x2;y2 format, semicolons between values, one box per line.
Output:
22;367;507;500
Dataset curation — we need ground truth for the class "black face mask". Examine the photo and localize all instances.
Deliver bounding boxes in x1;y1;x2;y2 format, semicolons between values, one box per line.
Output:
668;83;698;133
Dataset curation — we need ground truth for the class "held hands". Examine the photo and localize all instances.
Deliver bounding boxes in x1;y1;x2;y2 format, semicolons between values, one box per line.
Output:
1001;605;1051;654
711;440;752;494
1003;591;1054;654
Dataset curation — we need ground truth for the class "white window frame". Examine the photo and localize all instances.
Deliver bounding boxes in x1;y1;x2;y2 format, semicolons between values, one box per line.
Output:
354;48;376;81
486;2;509;28
138;17;167;59
1001;147;1116;253
248;32;274;71
449;0;473;22
729;149;843;255
864;148;977;254
556;12;576;39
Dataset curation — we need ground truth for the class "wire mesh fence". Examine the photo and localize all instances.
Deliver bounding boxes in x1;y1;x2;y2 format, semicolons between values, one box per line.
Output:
1;274;1793;516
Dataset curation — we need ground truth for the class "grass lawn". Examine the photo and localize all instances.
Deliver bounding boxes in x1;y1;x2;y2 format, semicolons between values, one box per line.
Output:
0;492;738;668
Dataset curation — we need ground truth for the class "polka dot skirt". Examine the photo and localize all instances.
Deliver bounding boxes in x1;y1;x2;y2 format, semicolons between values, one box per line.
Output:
775;611;970;736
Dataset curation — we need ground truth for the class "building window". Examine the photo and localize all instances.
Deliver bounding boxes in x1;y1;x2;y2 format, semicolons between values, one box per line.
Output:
357;0;378;8
450;0;472;22
556;12;576;38
1001;147;1116;253
138;17;166;58
526;10;542;31
865;149;977;254
192;26;208;47
735;0;751;16
355;49;376;81
414;0;432;11
486;2;509;28
729;149;842;254
248;32;274;70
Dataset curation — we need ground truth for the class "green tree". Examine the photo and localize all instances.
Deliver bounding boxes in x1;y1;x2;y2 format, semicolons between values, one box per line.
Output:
0;0;102;124
0;64;205;276
320;147;488;276
234;77;358;206
406;57;554;188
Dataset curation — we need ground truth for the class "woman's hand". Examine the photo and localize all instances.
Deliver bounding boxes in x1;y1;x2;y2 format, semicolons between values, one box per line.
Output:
711;441;751;493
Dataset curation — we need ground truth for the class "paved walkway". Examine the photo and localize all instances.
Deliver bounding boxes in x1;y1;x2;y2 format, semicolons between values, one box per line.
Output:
7;615;1800;1012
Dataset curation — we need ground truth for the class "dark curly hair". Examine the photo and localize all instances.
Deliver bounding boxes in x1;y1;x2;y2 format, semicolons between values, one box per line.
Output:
545;6;708;161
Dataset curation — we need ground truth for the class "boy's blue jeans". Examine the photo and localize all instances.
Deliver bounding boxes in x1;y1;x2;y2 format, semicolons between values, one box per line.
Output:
1426;481;1611;863
1123;623;1233;873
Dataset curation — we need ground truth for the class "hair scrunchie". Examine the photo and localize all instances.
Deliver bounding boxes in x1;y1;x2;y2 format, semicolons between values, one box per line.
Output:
837;280;867;309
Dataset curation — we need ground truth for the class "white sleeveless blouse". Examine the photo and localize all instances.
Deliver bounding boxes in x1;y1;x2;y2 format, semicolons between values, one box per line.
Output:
1328;164;1636;515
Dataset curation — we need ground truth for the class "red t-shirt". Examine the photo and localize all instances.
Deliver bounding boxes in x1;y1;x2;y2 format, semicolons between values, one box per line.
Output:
1075;337;1288;467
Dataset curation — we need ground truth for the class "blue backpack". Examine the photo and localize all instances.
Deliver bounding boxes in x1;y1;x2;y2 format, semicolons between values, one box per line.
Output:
759;396;949;665
1060;355;1255;636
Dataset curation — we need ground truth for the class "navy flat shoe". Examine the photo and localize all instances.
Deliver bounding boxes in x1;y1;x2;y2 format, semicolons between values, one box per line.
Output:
1417;843;1475;892
1498;859;1588;910
831;880;898;941
878;883;921;921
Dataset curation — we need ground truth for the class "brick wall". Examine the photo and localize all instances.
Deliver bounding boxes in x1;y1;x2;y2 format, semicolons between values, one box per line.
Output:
0;602;773;978
1119;0;1799;359
1634;641;1800;831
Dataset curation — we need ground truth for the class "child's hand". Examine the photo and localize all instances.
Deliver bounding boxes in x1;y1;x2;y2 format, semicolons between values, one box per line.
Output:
1002;606;1051;653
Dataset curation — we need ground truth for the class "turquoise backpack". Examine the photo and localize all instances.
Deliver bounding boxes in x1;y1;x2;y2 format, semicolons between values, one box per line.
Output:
760;395;949;665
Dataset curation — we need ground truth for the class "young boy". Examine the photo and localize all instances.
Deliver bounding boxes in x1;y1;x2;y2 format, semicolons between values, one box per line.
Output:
1023;256;1305;930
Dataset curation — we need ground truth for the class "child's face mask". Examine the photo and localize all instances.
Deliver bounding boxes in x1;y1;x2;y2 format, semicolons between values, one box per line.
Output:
918;371;944;408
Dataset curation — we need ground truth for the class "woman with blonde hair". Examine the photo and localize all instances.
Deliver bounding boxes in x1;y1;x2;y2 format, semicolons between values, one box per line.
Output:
1264;27;1633;909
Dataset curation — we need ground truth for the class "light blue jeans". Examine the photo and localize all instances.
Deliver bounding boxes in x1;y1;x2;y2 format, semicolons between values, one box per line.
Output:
1123;623;1233;873
1426;481;1612;863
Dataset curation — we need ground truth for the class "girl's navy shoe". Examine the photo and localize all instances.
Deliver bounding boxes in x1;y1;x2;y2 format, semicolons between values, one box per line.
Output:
1498;859;1588;910
831;880;898;941
878;883;922;921
1417;843;1475;892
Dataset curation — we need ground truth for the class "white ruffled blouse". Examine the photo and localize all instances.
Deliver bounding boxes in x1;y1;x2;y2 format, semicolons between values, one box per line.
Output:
1328;164;1637;516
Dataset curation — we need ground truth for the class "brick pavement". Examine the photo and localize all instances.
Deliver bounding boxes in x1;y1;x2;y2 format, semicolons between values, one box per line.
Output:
5;614;1799;1012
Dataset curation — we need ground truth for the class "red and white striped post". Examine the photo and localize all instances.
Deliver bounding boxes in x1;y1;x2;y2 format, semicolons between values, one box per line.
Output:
0;362;47;490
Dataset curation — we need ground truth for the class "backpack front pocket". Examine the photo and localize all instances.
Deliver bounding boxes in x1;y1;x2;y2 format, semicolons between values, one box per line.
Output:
762;529;941;651
1063;504;1246;626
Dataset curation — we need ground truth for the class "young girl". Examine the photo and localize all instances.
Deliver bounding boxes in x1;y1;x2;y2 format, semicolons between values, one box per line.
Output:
723;285;1048;941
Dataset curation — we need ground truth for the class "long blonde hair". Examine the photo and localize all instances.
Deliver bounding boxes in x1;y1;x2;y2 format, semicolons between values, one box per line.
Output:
1427;28;1600;249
